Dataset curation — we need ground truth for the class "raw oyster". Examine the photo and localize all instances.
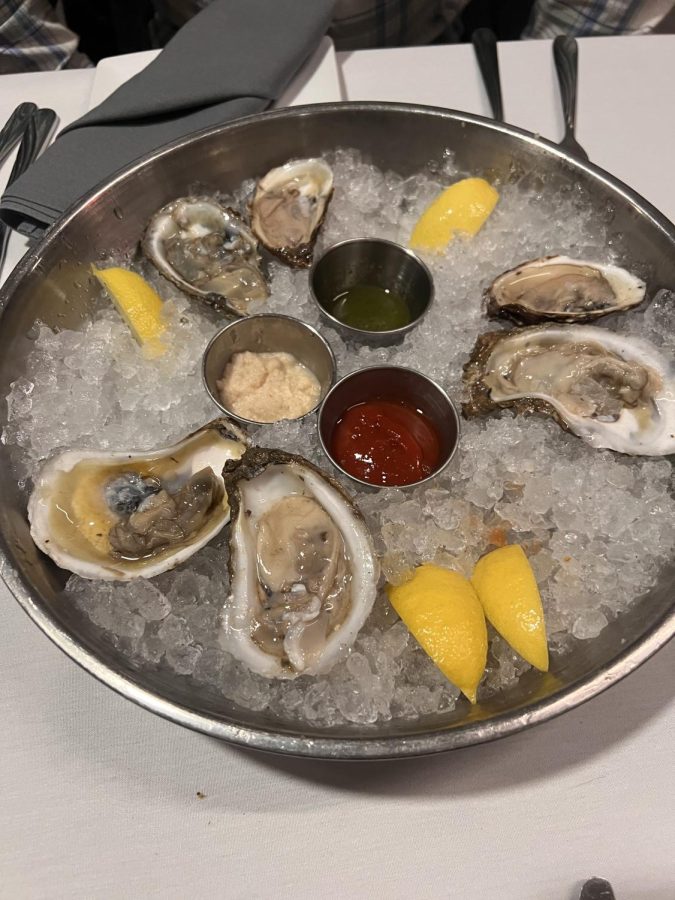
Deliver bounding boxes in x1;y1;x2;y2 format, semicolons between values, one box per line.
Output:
486;256;646;323
221;447;379;678
463;325;675;455
250;158;333;268
28;419;247;581
143;197;269;316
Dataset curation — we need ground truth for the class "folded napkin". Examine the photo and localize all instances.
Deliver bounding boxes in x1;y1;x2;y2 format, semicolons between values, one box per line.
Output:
0;0;335;238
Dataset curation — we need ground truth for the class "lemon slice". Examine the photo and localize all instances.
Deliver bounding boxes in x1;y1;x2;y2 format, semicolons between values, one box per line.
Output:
92;266;167;356
472;545;549;672
387;563;488;703
410;177;499;253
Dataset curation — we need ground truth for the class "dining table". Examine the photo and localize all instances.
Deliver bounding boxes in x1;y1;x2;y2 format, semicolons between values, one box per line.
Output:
0;35;674;899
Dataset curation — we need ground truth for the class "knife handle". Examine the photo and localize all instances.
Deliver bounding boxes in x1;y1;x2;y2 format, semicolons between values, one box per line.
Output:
7;108;59;188
472;28;504;122
0;102;37;169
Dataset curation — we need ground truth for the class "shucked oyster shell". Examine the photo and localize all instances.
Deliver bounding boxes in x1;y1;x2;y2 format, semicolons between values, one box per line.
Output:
486;256;646;324
28;419;247;580
250;158;334;268
143;197;269;316
221;447;379;678
463;325;675;455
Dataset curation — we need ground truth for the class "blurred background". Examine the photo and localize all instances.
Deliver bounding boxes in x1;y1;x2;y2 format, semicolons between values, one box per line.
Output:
2;0;675;73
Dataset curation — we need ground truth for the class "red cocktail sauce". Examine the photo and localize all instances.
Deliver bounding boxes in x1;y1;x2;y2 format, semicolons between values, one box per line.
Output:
330;398;442;486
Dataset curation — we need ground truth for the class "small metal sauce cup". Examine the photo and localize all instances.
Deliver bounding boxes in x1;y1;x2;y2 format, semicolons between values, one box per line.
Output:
310;238;434;345
318;365;460;490
202;314;336;426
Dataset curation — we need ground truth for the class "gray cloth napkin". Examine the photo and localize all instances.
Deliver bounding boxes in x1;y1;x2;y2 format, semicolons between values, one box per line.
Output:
0;0;335;238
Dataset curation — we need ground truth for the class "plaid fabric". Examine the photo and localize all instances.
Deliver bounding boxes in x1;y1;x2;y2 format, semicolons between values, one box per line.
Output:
153;0;675;47
159;0;467;48
329;0;466;49
525;0;675;37
2;0;672;77
0;0;84;73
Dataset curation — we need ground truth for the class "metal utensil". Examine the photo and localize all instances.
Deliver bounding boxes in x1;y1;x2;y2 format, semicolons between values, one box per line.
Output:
5;108;59;188
553;35;589;160
472;28;504;121
0;108;58;271
0;102;37;170
579;877;616;899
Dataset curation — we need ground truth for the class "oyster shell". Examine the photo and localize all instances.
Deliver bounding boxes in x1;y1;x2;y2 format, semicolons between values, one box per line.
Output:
28;419;247;580
463;325;675;455
221;447;379;678
250;158;334;268
486;256;646;323
143;197;269;316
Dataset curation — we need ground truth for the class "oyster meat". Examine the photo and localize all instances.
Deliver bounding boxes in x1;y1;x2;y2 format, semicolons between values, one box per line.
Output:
486;256;646;323
463;325;675;455
28;419;247;580
250;158;334;268
143;197;269;316
221;447;379;678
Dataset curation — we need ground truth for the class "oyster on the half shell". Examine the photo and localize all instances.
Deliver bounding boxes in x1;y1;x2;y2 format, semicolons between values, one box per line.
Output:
463;325;675;455
28;419;247;580
250;158;334;268
143;197;269;316
221;447;379;678
486;256;646;323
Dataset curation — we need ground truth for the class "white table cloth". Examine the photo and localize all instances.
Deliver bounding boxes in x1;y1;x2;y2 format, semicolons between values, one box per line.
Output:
1;36;674;899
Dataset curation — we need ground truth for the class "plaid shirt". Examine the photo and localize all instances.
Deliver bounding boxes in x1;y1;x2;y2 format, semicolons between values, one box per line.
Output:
524;0;675;37
329;0;465;48
1;0;674;75
329;0;675;44
159;0;467;47
0;0;86;74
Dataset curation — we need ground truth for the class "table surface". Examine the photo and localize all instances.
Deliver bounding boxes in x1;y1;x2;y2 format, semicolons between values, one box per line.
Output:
1;36;674;900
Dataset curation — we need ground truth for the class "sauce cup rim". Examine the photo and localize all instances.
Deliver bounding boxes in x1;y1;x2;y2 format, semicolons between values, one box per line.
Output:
309;237;435;340
202;313;337;427
317;364;461;490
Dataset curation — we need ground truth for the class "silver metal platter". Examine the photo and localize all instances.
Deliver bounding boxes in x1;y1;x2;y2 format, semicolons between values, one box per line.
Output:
0;102;673;759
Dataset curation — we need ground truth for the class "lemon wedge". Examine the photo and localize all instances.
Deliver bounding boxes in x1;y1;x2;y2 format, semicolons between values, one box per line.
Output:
472;545;549;672
410;177;499;253
92;266;167;356
387;563;487;703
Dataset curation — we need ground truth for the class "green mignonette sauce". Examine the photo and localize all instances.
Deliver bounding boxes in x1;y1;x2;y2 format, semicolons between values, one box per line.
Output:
330;284;411;331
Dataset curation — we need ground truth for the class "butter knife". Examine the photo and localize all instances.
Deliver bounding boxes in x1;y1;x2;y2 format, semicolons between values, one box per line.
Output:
471;28;504;122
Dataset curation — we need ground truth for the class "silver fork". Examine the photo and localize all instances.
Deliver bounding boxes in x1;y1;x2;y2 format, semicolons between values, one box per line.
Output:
553;35;590;161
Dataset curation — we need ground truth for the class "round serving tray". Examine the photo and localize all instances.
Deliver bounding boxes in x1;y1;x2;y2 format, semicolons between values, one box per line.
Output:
0;102;673;759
